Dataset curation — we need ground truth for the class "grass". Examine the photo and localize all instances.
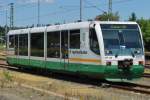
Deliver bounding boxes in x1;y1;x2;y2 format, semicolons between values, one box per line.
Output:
0;43;6;60
0;70;13;88
0;43;6;50
3;70;13;81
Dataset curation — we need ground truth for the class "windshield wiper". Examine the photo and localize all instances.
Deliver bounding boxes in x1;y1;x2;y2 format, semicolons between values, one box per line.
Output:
131;50;135;57
118;32;125;46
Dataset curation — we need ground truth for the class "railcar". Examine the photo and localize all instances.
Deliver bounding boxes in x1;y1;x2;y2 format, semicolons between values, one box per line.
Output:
6;21;145;81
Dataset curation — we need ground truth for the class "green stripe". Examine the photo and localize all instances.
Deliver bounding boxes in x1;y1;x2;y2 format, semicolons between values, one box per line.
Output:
7;57;144;80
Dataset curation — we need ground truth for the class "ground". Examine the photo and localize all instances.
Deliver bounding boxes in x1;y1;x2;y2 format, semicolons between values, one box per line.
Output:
0;68;150;100
0;86;62;100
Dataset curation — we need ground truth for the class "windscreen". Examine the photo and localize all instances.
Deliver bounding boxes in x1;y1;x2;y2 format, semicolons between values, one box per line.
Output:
101;24;143;56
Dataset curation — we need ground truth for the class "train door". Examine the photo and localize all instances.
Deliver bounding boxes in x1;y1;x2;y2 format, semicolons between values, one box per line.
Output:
61;30;69;69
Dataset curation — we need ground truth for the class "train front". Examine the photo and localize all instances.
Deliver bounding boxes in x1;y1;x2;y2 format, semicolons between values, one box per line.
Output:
100;22;145;81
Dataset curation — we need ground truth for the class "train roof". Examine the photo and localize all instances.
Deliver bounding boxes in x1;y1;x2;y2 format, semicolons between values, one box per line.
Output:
7;21;138;35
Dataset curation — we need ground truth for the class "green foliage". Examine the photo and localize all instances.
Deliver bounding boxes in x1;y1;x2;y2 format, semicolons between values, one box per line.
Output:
0;44;5;50
0;26;5;36
137;18;150;50
3;70;13;82
95;12;120;21
129;12;137;21
128;13;150;50
0;70;13;88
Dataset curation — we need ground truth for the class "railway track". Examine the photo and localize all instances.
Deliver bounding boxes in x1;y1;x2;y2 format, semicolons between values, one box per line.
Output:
0;62;78;100
145;65;150;69
0;62;150;96
143;73;150;78
110;83;150;95
0;63;18;70
144;64;150;78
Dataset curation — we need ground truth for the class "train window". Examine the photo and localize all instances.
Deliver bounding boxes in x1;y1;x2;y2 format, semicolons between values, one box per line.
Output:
19;34;28;56
89;28;100;55
61;30;68;58
31;33;44;57
70;29;80;49
14;35;19;55
47;31;60;58
9;35;15;48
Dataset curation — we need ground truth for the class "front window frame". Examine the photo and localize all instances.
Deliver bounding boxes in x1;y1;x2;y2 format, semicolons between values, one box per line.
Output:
100;24;144;56
89;28;100;55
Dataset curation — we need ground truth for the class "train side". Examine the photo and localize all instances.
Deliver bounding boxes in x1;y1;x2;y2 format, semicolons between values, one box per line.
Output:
6;21;145;81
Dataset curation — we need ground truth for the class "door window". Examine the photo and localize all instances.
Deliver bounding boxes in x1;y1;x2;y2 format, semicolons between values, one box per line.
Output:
70;30;80;49
61;30;68;58
31;33;44;57
47;31;60;58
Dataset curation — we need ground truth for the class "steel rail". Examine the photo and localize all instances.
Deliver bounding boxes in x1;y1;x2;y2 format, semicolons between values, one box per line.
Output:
110;84;150;95
143;73;150;78
145;65;150;69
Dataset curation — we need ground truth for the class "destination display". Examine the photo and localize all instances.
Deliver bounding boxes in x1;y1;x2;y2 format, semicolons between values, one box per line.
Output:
100;24;139;30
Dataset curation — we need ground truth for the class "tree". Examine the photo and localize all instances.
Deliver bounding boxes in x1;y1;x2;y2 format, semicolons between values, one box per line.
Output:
129;12;137;21
95;12;120;21
137;18;150;51
0;26;5;36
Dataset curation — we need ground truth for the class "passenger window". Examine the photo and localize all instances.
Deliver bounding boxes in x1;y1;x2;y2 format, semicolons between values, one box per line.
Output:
15;35;19;55
31;33;44;57
70;29;80;49
61;30;68;58
89;28;100;55
9;35;15;48
9;35;19;55
19;34;28;56
47;31;60;58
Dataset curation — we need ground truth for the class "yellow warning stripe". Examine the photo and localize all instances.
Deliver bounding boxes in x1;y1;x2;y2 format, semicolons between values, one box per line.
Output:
69;58;101;63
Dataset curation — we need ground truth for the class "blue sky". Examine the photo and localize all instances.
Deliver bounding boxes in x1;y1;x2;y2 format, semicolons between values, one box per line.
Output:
0;0;150;26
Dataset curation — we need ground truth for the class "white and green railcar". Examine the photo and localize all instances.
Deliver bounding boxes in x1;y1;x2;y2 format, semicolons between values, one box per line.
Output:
6;21;145;81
